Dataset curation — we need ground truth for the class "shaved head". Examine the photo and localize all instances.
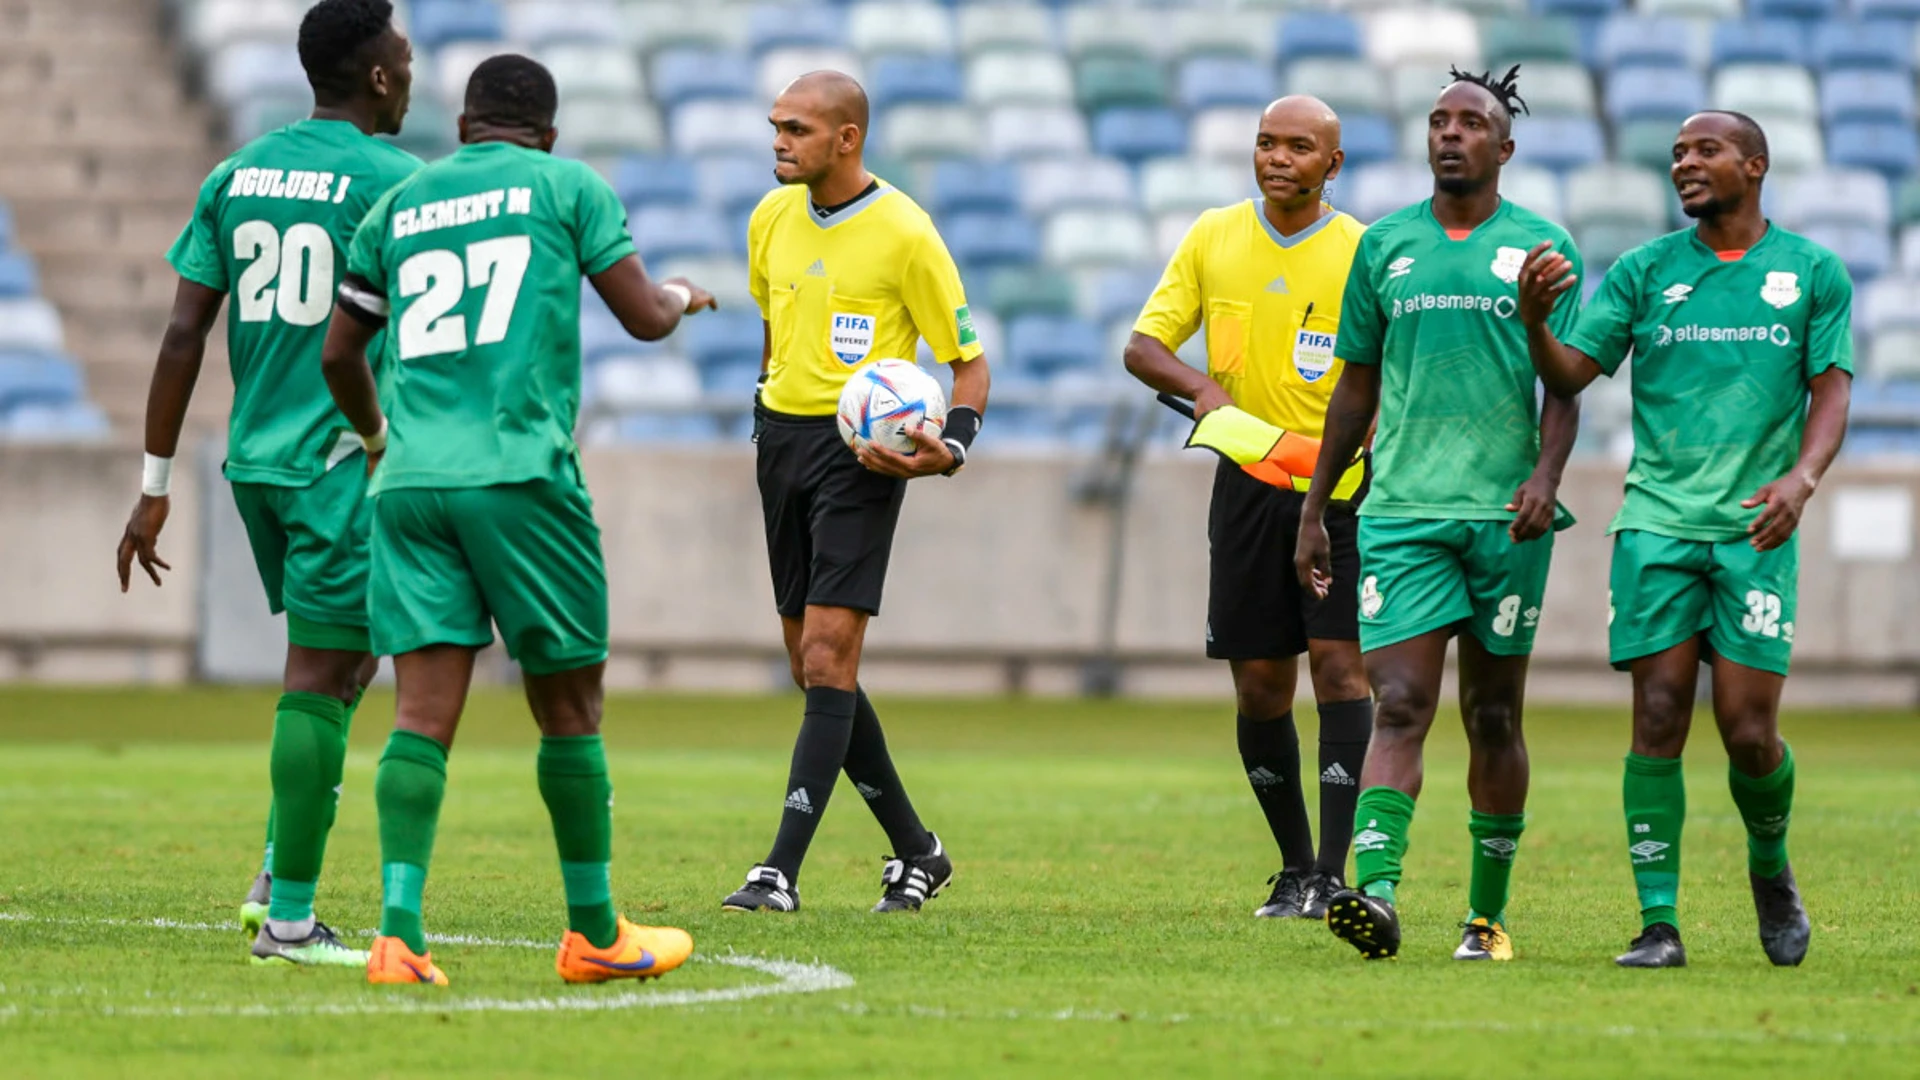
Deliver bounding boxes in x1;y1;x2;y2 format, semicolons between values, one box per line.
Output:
1262;94;1341;145
769;69;872;195
1254;94;1345;215
779;70;869;135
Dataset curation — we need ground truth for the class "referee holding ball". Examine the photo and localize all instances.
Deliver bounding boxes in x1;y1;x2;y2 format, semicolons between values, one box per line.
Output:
1124;96;1373;920
720;71;991;915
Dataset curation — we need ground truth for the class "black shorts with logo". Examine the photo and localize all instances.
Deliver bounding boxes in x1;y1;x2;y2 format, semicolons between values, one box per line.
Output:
1206;458;1362;660
757;408;907;619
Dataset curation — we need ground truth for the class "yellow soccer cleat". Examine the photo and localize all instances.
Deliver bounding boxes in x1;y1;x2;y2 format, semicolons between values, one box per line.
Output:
1454;916;1515;961
555;916;693;984
366;935;450;986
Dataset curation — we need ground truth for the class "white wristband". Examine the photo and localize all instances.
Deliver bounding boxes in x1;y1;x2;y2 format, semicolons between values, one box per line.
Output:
660;282;692;312
141;453;173;497
361;417;389;455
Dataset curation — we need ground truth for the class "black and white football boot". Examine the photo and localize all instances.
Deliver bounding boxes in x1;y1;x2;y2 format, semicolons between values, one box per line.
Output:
1615;922;1687;968
1326;889;1401;959
1299;870;1345;920
721;865;800;912
872;833;952;913
1254;868;1309;918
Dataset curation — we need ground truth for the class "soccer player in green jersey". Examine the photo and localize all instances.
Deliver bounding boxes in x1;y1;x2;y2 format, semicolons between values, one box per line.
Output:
321;55;715;987
1295;67;1582;962
1516;111;1849;969
115;0;420;967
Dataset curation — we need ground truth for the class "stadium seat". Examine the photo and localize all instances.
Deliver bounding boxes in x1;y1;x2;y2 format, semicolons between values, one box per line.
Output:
1531;0;1624;18
1748;0;1840;20
651;48;756;107
1340;113;1399;169
1902;223;1920;275
1091;108;1187;164
1177;57;1276;111
1366;8;1482;68
0;351;83;412
944;211;1042;270
985;266;1079;320
1075;55;1170;111
543;44;644;101
409;0;503;51
228;96;309;145
1575;222;1650;270
1606;66;1707;126
966;51;1074;108
746;3;843;55
867;55;963;112
1614;119;1677;172
1860;276;1920;334
1154;210;1202;261
0;299;65;352
1866;327;1920;380
1518;62;1599;117
505;1;624;50
1855;0;1920;18
1438;0;1528;17
1828;122;1920;178
186;0;303;57
1481;16;1582;70
1594;16;1697;71
1286;59;1390;117
630;205;728;264
0;253;37;298
1711;64;1818;122
1565;164;1667;228
987;105;1090;159
1087;266;1165;326
1811;21;1913;73
1638;0;1740;17
616;156;701;210
887;104;987;160
668;101;765;157
757;48;864;103
1044;209;1152;268
591;354;703;410
1139;157;1246;216
955;4;1054;54
1349;161;1432;223
1710;22;1807;68
1189;107;1264;160
0;401;109;442
1166;10;1276;62
1509;117;1605;173
652;254;755;313
430;41;509;106
0;200;13;250
1900;179;1920;224
1804;222;1893;280
678;310;765;368
699;155;777;216
1021;158;1135;215
925;159;1021;217
848;2;955;57
207;42;308;106
1822;71;1916;127
1060;7;1160;62
1502;164;1567;223
623;2;743;55
1007;314;1104;375
1277;13;1364;60
1389;64;1459;120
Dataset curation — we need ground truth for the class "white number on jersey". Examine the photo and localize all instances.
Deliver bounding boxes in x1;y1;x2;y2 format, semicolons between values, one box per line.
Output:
232;221;334;327
1742;590;1783;639
396;236;532;360
1491;594;1522;637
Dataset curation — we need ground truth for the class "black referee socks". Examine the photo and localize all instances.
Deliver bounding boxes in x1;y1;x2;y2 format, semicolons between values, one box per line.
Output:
1315;698;1374;877
1238;712;1315;871
765;686;858;883
843;688;935;858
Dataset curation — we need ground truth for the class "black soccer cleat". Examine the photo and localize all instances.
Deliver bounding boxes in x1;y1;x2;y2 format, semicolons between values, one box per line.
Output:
1751;862;1811;967
1325;889;1400;959
873;833;952;913
1299;870;1344;921
1254;868;1310;918
1615;922;1687;968
721;864;800;912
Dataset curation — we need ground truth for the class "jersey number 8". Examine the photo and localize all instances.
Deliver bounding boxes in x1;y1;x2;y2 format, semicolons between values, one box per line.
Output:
396;236;531;360
233;221;334;327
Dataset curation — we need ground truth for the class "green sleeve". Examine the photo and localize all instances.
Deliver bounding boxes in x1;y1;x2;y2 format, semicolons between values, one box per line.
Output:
1804;253;1855;379
572;163;638;276
1565;250;1639;376
165;159;237;292
347;187;401;292
1333;233;1383;367
1546;234;1585;341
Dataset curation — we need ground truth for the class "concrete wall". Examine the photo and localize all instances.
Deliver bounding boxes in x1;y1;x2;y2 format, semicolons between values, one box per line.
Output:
4;442;1918;704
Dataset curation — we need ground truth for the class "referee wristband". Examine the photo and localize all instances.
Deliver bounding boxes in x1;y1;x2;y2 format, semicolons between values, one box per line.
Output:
660;282;692;312
141;453;172;497
360;417;389;455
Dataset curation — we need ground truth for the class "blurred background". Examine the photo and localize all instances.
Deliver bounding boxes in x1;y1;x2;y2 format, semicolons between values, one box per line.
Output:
2;0;1918;702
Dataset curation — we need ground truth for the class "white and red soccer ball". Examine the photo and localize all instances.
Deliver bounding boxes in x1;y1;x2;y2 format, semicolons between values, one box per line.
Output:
836;359;948;455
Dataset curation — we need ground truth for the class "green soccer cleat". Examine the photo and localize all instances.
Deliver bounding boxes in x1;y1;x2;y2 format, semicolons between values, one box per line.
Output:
250;922;370;967
240;871;271;940
1326;889;1401;960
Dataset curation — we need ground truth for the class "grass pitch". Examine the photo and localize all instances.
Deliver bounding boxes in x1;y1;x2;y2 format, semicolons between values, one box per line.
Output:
1;686;1917;1078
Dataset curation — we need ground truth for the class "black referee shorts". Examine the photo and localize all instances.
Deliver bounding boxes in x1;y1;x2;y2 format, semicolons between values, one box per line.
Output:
756;407;907;620
1206;458;1362;660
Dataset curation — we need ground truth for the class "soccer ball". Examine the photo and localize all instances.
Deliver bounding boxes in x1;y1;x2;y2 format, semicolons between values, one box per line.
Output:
836;359;948;455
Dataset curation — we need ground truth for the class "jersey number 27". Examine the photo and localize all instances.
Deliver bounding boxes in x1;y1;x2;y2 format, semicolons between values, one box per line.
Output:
396;236;531;360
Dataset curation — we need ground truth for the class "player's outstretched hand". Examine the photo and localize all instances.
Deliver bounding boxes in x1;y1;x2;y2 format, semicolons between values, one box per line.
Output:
664;277;717;314
116;494;172;592
1506;473;1557;543
854;426;955;479
1517;241;1576;328
1743;471;1816;551
1295;515;1332;599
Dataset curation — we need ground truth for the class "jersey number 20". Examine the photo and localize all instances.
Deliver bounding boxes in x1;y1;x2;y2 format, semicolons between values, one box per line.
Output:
396;236;531;360
233;221;333;327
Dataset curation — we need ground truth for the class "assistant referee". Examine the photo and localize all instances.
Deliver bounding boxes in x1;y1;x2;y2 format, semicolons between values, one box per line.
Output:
720;70;990;916
1124;95;1373;921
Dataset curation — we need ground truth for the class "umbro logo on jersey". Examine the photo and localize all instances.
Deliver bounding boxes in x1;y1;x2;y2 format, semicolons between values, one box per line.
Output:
785;787;815;813
855;782;884;800
1662;283;1693;305
1266;275;1290;293
1387;257;1415;279
1247;767;1284;788
1321;763;1356;786
805;259;827;277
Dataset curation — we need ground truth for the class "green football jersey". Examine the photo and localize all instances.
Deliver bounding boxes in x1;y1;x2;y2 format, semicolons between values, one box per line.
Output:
167;119;422;486
347;141;636;493
1568;225;1854;542
1335;199;1583;520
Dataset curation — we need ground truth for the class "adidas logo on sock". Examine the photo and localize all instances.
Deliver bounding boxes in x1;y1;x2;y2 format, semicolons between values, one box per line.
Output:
855;782;884;800
785;787;814;814
1321;763;1356;786
1247;766;1284;788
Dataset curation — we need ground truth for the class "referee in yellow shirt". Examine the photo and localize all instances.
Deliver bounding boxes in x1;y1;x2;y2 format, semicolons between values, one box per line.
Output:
1125;95;1373;920
721;71;990;915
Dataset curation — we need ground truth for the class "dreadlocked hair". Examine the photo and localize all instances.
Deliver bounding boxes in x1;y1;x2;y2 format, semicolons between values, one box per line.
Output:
1448;64;1530;123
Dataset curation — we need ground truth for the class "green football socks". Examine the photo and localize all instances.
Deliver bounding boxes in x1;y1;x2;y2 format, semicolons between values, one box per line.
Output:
260;803;275;875
1353;785;1417;904
537;735;619;949
1729;742;1795;879
376;730;448;955
1623;753;1685;930
267;692;350;925
1467;810;1526;924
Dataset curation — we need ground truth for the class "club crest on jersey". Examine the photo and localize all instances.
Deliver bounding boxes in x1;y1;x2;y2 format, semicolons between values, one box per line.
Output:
831;312;875;365
1761;272;1801;309
1491;246;1527;284
1293;329;1336;383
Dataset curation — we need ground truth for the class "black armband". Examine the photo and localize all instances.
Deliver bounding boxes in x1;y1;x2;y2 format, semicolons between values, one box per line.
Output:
943;405;982;449
336;273;390;329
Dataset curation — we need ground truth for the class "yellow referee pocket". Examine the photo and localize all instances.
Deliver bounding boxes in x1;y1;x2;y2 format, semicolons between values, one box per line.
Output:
1205;298;1251;377
826;291;883;367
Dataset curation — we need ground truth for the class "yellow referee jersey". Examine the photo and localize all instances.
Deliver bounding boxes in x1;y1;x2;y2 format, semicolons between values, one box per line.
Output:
1134;201;1367;497
749;180;983;416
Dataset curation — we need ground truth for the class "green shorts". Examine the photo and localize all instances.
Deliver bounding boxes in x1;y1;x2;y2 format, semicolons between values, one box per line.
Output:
230;461;373;652
367;474;609;675
1356;516;1555;656
1608;529;1797;676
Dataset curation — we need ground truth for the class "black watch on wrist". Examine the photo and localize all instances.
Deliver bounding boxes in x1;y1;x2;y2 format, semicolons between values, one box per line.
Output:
941;438;968;476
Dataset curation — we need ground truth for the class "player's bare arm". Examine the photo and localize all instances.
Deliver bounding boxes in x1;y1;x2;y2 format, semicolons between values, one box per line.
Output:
116;278;225;592
1294;362;1378;597
1122;331;1232;418
1744;366;1851;552
588;254;715;340
1509;391;1577;543
855;353;990;479
319;304;387;472
1517;242;1603;396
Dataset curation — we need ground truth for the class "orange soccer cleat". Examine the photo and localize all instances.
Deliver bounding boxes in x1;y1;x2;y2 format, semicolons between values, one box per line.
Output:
555;916;694;984
366;934;450;986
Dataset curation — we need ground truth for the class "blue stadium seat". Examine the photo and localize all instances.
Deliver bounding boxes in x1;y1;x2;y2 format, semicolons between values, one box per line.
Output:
0;200;13;250
1089;267;1164;327
505;2;623;50
0;351;83;412
1006;315;1103;375
1508;116;1605;172
985;266;1077;320
1277;13;1363;60
0;253;38;298
1340;113;1400;169
650;48;756;106
410;0;502;51
985;105;1089;159
1531;0;1624;19
1022;158;1134;215
700;155;778;216
590;354;701;410
1822;71;1916;127
1829;122;1920;178
703;358;763;398
1811;21;1913;72
1607;66;1706;124
867;55;963;112
613;155;700;208
1594;16;1694;70
0;298;63;352
1710;21;1806;67
1177;57;1276;111
925;159;1022;217
1;401;109;442
1747;0;1840;20
1090;107;1187;163
630;206;728;264
1350;162;1432;224
580;306;634;363
1801;222;1893;280
849;2;955;57
943;211;1041;271
747;3;844;54
1775;168;1892;229
678;310;765;368
614;414;724;443
208;42;308;105
669;101;769;157
1855;0;1920;19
